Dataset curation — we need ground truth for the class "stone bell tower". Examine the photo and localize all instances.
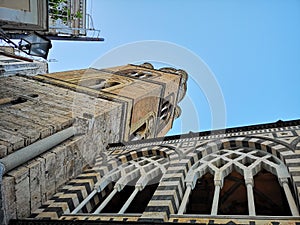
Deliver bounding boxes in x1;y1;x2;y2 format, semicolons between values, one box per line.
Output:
0;62;188;224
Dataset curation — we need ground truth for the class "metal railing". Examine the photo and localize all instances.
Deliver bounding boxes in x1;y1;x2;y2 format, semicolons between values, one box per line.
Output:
48;0;101;37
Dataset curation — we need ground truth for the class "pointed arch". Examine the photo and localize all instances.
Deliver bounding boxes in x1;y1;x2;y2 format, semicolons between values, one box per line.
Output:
178;148;299;216
192;136;300;208
194;136;294;163
117;145;176;164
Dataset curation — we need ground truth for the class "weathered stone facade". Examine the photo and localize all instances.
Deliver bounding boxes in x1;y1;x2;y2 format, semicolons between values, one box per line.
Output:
0;63;187;224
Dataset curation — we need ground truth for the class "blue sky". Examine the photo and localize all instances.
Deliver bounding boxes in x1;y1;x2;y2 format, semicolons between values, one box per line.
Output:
49;0;300;135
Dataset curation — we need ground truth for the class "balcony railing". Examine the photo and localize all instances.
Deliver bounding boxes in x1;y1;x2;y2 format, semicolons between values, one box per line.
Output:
48;0;100;38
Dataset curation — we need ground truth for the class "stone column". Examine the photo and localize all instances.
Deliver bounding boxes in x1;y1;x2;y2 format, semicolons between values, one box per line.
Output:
245;178;256;216
211;180;222;215
93;189;117;214
280;178;299;216
177;185;192;215
118;188;139;214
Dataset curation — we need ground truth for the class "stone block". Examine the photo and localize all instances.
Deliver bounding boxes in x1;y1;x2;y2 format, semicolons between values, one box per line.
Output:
42;151;56;200
27;160;43;212
4;109;54;138
52;146;67;190
0;144;7;157
8;166;30;218
35;157;46;204
1;175;16;222
65;142;75;180
0;128;24;153
0;119;40;146
71;139;85;177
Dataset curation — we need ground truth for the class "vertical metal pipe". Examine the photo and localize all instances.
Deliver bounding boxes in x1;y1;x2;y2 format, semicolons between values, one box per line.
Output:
0;163;5;225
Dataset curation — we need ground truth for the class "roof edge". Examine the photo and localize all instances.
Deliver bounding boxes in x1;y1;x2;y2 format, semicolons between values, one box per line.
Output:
108;118;300;148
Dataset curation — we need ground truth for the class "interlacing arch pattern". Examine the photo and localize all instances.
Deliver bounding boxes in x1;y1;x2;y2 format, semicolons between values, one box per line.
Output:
178;148;299;216
31;136;300;223
30;145;174;218
194;136;293;161
71;155;169;214
141;136;300;222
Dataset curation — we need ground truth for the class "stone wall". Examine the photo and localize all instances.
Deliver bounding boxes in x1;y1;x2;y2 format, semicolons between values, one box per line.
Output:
0;63;187;224
0;75;124;224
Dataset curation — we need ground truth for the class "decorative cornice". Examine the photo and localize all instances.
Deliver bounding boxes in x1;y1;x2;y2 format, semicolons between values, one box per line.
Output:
108;119;300;149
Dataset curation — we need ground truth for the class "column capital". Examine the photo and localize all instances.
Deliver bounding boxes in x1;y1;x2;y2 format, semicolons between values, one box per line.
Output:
186;182;193;189
214;180;222;187
279;177;289;186
245;178;254;186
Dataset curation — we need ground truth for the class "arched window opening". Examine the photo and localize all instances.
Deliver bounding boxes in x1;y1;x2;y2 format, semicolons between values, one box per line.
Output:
218;171;248;215
70;155;168;215
120;69;152;79
185;173;215;214
81;78;120;90
160;100;171;121
104;81;120;88
253;169;291;216
130;116;155;141
130;122;147;141
81;78;105;87
100;179;138;213
130;71;152;79
125;174;163;213
178;148;299;217
77;182;114;214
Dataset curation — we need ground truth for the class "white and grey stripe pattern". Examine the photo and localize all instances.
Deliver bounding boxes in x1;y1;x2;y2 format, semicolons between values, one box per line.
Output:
31;132;300;223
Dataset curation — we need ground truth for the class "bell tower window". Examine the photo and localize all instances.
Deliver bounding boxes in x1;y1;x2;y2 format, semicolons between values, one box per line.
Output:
160;100;172;121
81;78;120;90
119;69;153;79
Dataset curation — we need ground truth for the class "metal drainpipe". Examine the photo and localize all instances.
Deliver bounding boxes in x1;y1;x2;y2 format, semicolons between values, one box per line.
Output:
0;126;77;174
0;163;5;225
0;126;77;223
